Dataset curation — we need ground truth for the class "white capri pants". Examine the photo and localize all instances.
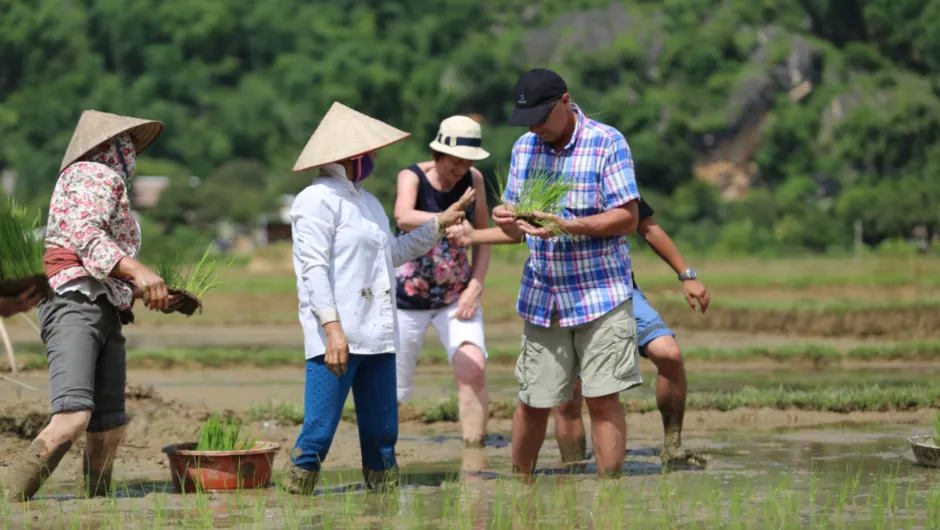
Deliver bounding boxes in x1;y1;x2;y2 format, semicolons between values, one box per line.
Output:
395;301;487;402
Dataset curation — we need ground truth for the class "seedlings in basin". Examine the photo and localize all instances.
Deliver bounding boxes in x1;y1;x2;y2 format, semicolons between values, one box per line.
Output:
196;415;256;452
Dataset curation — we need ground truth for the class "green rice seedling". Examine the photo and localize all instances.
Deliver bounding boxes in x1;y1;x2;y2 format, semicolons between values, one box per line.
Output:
0;201;44;280
182;244;223;299
195;415;256;451
0;200;48;297
489;164;573;237
153;244;225;315
154;254;183;292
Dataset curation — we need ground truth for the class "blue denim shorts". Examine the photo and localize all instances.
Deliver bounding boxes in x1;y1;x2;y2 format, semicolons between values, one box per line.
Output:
633;286;675;357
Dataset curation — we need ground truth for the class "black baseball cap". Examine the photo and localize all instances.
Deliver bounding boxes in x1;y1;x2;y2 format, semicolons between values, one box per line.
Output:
508;68;568;127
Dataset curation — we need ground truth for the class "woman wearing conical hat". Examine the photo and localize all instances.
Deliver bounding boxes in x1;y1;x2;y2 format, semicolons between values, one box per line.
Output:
2;110;182;501
284;102;474;493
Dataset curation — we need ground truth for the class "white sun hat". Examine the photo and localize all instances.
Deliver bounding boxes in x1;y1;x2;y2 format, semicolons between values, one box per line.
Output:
428;115;490;161
60;110;164;172
292;101;411;172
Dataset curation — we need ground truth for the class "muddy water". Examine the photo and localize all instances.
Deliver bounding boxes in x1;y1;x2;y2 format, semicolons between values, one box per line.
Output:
5;422;937;528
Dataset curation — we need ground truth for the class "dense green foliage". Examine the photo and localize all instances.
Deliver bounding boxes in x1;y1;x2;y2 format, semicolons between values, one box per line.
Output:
2;0;939;255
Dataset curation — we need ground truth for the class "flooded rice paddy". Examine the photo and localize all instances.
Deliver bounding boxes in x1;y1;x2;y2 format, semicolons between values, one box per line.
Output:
0;313;937;528
0;360;936;529
2;422;938;529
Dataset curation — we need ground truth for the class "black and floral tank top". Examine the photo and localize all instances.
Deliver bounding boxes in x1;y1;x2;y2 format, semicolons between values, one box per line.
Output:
394;163;474;311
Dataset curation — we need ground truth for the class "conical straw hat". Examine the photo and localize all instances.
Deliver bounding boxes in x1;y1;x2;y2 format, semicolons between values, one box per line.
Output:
292;102;411;172
60;110;164;172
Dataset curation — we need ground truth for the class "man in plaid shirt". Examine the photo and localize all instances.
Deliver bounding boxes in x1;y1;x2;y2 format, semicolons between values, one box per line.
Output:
491;68;643;478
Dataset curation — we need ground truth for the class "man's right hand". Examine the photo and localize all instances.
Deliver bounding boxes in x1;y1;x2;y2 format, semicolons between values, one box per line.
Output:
492;204;524;239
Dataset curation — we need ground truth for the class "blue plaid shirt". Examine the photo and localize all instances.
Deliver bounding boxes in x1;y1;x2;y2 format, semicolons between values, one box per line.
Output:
503;105;641;328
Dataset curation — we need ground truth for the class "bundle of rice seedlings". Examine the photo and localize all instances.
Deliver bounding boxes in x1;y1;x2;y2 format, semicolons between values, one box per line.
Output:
153;244;223;316
489;164;573;237
195;415;256;452
0;201;51;298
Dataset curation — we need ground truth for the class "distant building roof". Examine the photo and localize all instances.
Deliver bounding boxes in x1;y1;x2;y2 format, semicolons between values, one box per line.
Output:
132;176;170;209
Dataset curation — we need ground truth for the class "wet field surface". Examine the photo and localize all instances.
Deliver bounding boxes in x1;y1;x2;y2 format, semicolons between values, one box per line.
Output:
2;417;936;528
0;320;936;527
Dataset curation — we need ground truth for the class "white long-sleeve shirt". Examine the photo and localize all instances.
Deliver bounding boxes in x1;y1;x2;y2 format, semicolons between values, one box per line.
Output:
291;163;444;359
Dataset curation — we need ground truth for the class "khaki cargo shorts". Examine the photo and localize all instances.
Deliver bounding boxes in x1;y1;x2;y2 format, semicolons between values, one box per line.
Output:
514;299;642;408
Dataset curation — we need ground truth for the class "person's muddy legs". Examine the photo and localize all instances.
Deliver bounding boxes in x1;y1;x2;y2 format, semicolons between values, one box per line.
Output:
511;401;551;479
584;393;626;479
645;336;706;467
554;378;587;464
83;425;127;498
452;343;488;447
3;410;91;502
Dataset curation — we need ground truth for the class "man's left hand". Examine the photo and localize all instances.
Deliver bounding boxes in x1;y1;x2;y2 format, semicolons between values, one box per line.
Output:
516;211;569;240
683;279;710;313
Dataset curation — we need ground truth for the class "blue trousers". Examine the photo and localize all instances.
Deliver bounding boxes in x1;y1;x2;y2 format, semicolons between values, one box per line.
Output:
290;353;398;473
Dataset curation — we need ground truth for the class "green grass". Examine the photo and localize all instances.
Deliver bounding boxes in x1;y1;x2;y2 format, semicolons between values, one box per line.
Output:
195;416;255;451
934;411;940;446
248;383;940;426
6;464;939;529
205;247;940;294
4;341;940;373
0;200;45;281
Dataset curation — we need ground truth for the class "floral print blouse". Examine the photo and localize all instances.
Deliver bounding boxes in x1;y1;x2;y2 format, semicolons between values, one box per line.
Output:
44;133;141;311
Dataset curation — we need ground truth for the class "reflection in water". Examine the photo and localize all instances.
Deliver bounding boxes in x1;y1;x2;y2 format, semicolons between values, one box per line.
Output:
399;432;512;449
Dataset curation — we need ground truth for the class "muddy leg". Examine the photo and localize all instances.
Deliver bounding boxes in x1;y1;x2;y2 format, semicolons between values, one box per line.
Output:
83;425;126;498
511;401;551;478
554;378;587;464
584;393;626;479
3;410;91;502
452;343;488;448
645;336;706;467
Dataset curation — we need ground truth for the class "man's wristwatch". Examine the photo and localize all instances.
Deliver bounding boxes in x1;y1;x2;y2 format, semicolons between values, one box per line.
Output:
678;268;697;281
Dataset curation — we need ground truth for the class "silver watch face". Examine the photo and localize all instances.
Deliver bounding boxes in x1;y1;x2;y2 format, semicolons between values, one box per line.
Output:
681;269;697;280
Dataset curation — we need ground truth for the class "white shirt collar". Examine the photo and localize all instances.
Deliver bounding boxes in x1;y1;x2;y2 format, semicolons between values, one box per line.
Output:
319;163;362;194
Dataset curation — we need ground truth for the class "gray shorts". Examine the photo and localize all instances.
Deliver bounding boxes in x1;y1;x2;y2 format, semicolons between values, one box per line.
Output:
515;299;642;408
38;291;128;432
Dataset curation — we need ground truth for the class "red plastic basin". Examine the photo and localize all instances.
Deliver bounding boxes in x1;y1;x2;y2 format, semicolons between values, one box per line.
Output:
161;441;281;492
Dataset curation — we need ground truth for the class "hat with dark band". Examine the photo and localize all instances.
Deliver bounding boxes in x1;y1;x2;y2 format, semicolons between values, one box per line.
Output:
428;115;490;161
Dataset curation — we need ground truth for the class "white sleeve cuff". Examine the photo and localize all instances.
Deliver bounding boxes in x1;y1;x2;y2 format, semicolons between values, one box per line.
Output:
314;307;339;325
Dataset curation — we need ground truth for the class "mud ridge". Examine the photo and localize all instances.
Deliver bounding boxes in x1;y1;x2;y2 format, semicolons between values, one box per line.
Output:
659;306;940;340
0;382;228;441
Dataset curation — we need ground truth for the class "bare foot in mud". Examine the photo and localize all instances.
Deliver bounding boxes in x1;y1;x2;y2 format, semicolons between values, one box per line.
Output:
661;447;709;469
